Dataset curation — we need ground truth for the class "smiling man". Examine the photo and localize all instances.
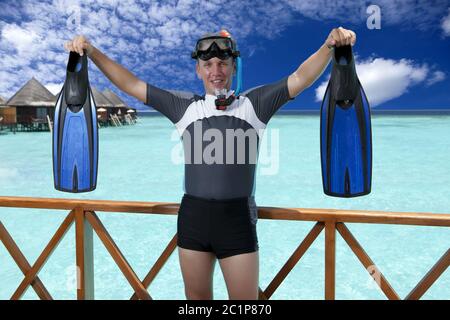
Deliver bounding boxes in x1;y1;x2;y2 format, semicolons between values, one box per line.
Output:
65;26;355;300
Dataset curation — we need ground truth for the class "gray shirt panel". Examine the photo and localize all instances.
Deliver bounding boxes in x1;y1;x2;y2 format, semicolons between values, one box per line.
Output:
146;83;195;123
182;116;259;199
243;76;292;124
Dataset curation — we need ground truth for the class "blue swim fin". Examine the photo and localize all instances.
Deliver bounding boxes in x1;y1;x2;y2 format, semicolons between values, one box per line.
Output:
53;51;98;192
320;45;372;197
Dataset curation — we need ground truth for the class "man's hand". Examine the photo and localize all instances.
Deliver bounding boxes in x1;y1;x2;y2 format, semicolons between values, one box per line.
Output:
325;27;356;48
64;35;94;56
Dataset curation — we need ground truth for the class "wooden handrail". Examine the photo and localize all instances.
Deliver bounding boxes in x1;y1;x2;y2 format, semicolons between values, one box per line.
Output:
0;196;449;226
0;196;449;300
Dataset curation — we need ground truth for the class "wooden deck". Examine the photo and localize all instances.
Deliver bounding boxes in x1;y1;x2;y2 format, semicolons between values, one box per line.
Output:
0;196;448;300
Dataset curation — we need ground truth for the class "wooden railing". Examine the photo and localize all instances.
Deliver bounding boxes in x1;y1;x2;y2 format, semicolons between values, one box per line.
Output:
0;196;449;300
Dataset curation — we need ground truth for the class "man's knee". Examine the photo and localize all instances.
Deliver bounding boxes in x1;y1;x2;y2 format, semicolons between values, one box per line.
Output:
228;289;258;300
185;287;213;300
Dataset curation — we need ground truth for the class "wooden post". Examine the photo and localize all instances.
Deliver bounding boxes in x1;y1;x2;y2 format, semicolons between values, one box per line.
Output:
75;208;94;300
325;222;336;300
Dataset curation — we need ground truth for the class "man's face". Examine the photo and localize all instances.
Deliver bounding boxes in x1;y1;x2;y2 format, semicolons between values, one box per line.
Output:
196;57;235;95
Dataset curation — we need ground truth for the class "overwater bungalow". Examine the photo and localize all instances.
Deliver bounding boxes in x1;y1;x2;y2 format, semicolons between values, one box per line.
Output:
3;78;56;132
1;78;137;132
90;87;136;126
0;96;6;130
103;89;137;125
91;87;113;126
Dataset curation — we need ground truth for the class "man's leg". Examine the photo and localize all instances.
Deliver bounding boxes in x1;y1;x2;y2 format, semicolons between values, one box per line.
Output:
218;251;259;300
178;247;217;300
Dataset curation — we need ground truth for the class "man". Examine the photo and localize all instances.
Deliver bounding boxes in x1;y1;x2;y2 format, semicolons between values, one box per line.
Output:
65;26;356;300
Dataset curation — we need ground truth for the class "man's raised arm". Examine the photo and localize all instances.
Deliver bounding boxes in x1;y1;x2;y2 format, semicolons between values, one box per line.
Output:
65;35;147;103
287;27;356;98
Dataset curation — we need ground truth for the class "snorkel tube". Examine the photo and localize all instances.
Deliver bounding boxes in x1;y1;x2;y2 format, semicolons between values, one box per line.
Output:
234;56;242;96
214;56;242;110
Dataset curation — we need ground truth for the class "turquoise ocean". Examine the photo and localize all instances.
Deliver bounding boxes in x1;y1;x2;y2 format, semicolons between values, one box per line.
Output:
0;115;449;299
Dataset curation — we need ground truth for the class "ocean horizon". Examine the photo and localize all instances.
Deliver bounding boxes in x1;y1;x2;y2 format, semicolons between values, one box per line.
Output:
137;109;450;116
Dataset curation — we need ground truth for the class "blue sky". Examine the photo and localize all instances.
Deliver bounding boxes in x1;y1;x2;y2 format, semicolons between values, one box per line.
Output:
0;0;449;110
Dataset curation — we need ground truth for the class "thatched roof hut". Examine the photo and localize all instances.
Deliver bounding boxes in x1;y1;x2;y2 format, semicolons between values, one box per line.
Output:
6;77;56;107
103;89;127;108
0;96;6;110
0;96;5;123
91;87;113;108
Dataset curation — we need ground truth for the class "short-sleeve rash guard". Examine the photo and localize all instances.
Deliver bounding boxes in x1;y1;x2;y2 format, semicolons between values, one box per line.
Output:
145;78;291;200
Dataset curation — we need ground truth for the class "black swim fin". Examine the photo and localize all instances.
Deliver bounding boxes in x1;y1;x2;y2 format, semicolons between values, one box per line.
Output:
320;45;372;197
53;51;98;193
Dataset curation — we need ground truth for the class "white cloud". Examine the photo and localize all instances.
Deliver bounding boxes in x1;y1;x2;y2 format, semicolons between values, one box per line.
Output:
116;0;149;22
442;8;450;36
147;2;177;24
426;71;446;86
315;57;443;107
1;24;41;55
285;0;365;24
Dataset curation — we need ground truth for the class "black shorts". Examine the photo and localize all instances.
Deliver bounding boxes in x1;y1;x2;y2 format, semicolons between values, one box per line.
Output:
177;194;259;259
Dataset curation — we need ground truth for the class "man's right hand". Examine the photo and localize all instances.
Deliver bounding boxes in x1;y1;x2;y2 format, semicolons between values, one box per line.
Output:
64;35;93;56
